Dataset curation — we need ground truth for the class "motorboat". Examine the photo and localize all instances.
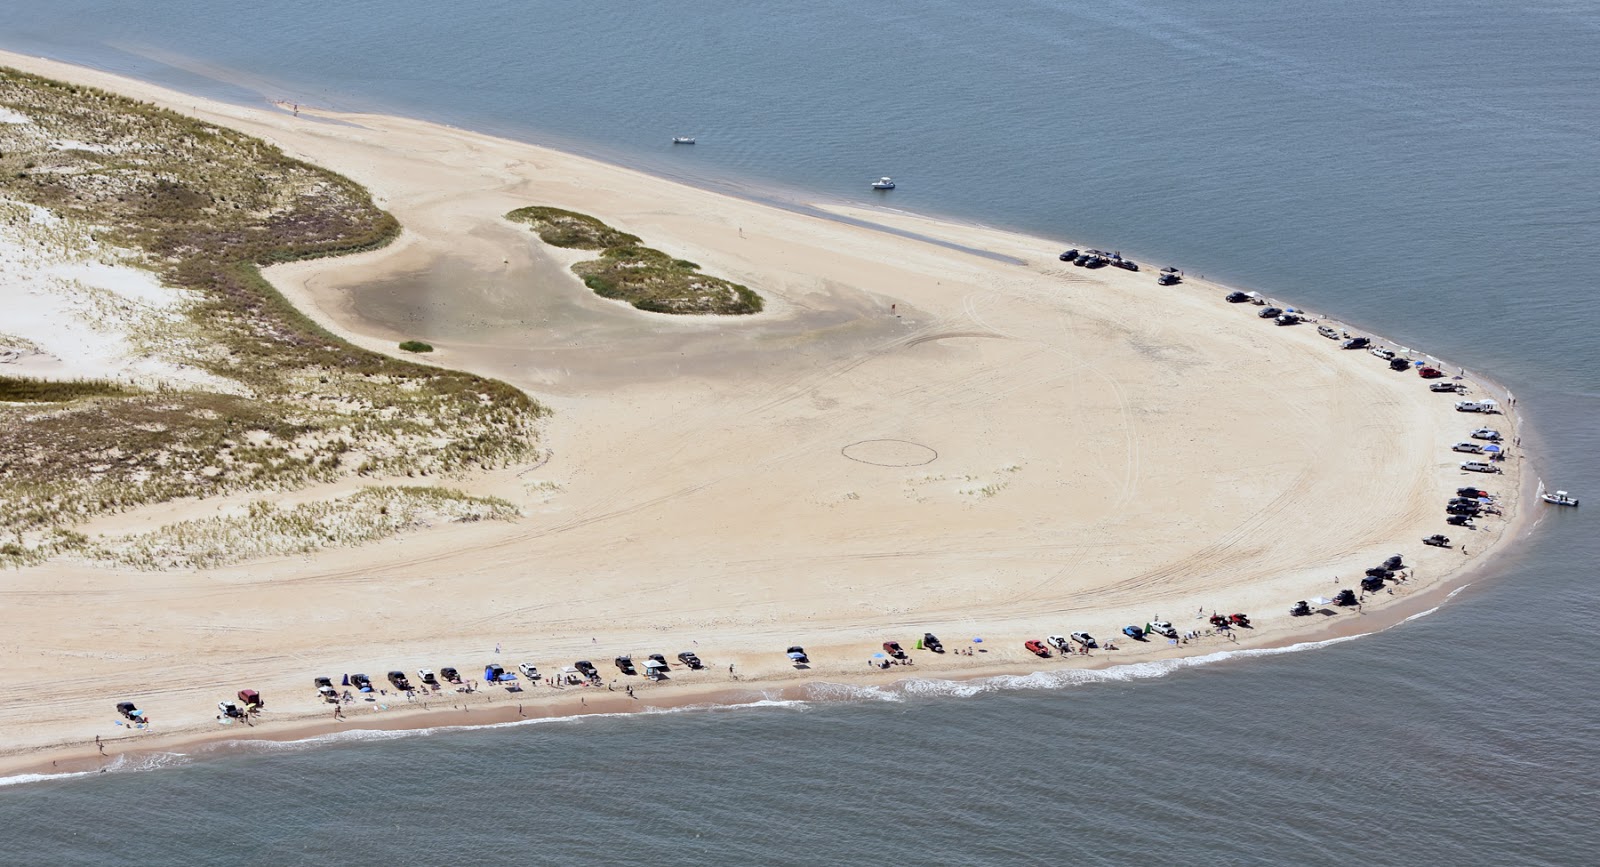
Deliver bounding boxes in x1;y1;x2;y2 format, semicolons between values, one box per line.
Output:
1539;480;1578;506
871;176;896;190
671;136;696;144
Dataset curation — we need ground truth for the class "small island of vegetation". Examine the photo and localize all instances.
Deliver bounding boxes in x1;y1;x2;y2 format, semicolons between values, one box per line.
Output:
506;206;762;315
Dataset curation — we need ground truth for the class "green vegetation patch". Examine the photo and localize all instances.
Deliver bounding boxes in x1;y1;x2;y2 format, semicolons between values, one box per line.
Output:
0;375;137;403
508;206;763;315
507;206;641;250
0;67;547;550
398;340;434;353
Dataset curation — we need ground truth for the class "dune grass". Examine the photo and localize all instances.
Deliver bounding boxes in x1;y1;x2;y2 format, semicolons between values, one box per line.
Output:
0;67;546;555
507;206;763;315
0;375;137;402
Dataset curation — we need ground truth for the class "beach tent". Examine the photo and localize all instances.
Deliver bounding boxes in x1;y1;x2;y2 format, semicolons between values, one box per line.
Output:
787;651;806;660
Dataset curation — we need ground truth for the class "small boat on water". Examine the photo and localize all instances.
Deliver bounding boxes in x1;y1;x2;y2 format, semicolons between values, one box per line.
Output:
871;176;896;190
1538;480;1578;506
672;136;696;144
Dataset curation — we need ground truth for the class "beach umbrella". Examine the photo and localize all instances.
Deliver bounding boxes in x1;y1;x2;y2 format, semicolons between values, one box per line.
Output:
972;637;984;643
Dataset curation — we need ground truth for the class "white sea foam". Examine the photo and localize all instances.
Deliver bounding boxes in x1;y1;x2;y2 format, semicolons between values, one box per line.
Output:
0;769;96;787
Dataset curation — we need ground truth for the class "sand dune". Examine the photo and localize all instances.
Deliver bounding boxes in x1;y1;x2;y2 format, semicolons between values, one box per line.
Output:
0;51;1527;773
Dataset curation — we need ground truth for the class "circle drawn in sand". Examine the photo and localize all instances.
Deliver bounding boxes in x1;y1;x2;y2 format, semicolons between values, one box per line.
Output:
841;439;939;467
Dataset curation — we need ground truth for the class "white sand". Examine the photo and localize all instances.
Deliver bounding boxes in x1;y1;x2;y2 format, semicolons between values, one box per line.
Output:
0;50;1529;771
0;200;235;391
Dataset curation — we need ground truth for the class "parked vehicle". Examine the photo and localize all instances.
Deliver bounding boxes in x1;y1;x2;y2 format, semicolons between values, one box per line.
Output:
1423;534;1451;547
1430;381;1465;392
238;689;263;710
1058;249;1080;262
218;701;245;719
922;633;944;653
1342;336;1371;349
1275;313;1303;326
1419;367;1444;379
1369;347;1396;360
1229;613;1251;627
1461;460;1500;473
314;676;337;701
883;641;907;659
1383;555;1404;571
1457;487;1491;498
418;669;440;687
1455;400;1500;413
1446;515;1474;526
1389;357;1412;371
1209;613;1229;628
1070;631;1098;648
574;660;600;681
1470;428;1502;441
786;645;809;664
1024;639;1052;657
1048;635;1072;653
116;701;142;720
351;673;374;692
613;656;636;676
1113;259;1139;272
1226;291;1251;303
1122;625;1146;640
1149;620;1178;638
677;651;704;669
1317;325;1341;339
1361;574;1386;593
516;663;540;680
1452;442;1484;453
1289;600;1313;617
1258;307;1283;319
440;667;461;683
386;671;412;691
1334;589;1359;607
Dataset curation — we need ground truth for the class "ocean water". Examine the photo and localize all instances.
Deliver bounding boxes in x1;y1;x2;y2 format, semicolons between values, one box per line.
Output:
2;1;1598;863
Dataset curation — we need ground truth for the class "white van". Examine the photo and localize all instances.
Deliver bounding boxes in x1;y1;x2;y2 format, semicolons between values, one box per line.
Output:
1454;399;1500;414
1461;460;1500;473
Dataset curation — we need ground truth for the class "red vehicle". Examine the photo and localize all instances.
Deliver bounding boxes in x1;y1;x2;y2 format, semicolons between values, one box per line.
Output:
1229;613;1251;628
882;641;907;659
1419;366;1444;379
1209;613;1229;628
1024;639;1052;658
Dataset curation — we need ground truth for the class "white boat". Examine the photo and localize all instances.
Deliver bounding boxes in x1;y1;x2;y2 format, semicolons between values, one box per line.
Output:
871;176;895;190
672;136;696;144
1538;479;1578;506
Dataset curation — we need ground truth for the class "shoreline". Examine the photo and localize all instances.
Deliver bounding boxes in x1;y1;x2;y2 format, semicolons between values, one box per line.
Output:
0;50;1542;784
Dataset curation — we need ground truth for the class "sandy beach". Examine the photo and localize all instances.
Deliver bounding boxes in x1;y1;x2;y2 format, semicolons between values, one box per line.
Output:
0;50;1533;778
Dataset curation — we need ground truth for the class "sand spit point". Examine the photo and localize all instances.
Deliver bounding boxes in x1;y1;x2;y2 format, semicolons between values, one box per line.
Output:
0;50;1529;776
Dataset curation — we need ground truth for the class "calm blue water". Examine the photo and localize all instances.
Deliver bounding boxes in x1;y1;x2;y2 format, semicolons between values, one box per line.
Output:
2;1;1597;863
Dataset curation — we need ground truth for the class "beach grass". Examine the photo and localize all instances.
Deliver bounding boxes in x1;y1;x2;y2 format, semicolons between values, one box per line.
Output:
0;67;547;553
399;340;434;353
507;206;763;315
0;374;137;402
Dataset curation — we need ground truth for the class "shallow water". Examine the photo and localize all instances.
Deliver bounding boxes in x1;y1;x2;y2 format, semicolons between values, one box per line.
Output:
2;0;1597;862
